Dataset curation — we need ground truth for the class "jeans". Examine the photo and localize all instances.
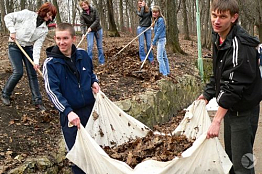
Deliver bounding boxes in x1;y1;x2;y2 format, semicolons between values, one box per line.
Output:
224;105;259;174
156;38;170;76
2;44;42;105
86;28;105;64
137;26;153;62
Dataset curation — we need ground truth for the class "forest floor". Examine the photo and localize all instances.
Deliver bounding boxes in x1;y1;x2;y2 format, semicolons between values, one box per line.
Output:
0;30;213;173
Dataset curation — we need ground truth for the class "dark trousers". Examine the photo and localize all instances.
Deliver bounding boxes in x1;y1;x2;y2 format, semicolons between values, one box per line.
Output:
224;105;259;174
61;104;94;174
2;44;42;104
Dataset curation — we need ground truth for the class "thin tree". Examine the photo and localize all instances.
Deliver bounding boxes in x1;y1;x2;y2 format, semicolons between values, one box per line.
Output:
119;0;124;31
107;0;120;36
182;0;190;40
0;0;7;33
21;0;26;10
53;0;61;24
6;0;14;13
37;0;42;9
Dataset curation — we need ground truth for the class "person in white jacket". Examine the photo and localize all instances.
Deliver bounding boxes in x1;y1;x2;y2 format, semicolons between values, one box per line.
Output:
1;2;57;111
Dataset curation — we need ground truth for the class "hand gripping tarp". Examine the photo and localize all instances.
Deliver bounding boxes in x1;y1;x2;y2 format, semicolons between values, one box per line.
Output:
66;91;232;174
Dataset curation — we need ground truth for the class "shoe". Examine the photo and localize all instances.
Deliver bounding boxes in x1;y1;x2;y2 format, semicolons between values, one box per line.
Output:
35;104;46;111
1;96;10;106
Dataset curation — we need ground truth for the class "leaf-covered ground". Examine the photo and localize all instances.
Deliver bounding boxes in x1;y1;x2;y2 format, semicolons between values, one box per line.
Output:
0;31;210;173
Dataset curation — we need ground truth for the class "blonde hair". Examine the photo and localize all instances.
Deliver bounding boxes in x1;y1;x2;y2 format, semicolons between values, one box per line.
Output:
152;6;166;25
79;0;89;7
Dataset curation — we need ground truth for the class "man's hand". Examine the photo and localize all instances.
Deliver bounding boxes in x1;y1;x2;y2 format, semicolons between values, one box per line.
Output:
92;82;100;94
206;106;228;139
68;111;80;129
87;27;92;33
206;119;221;139
197;94;208;105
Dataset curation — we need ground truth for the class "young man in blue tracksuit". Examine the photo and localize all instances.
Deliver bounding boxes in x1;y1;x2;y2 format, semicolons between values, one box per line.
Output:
43;23;100;174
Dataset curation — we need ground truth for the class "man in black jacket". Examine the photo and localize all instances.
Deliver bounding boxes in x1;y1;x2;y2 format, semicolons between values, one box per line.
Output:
198;0;261;173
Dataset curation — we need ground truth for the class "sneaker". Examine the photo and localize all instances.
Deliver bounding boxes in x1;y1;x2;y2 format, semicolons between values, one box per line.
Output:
1;96;10;106
35;104;46;111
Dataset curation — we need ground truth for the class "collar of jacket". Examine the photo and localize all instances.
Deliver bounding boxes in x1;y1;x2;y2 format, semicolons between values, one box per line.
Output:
82;6;93;15
48;45;83;64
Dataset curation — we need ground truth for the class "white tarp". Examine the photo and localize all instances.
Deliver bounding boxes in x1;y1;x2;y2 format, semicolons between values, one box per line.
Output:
66;91;232;174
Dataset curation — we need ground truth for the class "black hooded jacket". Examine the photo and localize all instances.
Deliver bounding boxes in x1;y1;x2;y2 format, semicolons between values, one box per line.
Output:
203;24;262;111
43;45;97;117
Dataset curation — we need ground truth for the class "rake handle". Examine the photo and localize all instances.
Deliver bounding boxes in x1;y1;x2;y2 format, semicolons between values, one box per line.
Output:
14;40;43;77
76;31;89;48
114;25;152;57
139;46;153;71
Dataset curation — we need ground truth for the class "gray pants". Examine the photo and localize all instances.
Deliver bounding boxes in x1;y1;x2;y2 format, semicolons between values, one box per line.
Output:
224;105;259;174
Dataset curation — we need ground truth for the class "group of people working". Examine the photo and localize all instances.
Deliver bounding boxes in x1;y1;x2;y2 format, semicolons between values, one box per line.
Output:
1;0;262;174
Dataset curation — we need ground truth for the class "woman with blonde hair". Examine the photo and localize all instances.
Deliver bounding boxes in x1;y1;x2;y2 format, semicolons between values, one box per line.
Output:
151;6;169;76
79;0;105;65
137;0;154;64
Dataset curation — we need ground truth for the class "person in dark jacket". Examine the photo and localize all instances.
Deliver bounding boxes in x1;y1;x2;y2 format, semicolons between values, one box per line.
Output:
79;0;105;65
137;0;154;64
198;0;262;173
43;23;100;174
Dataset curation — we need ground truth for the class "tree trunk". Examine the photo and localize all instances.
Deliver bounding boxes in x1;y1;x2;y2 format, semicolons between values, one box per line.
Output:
119;0;124;31
72;0;78;27
37;0;42;9
21;0;26;10
182;0;190;40
166;0;184;53
107;0;120;37
98;0;106;30
0;0;7;33
6;0;14;13
202;0;210;48
53;0;61;24
125;0;130;32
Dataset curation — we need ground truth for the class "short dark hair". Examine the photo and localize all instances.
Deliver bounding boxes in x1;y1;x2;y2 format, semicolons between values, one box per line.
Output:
56;23;75;37
211;0;239;23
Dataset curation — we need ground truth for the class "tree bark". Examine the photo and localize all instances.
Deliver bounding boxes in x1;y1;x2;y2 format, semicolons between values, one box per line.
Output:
107;0;120;37
166;0;184;54
21;0;26;10
0;0;7;33
53;0;62;24
119;0;124;31
37;0;42;9
182;0;190;40
6;0;14;13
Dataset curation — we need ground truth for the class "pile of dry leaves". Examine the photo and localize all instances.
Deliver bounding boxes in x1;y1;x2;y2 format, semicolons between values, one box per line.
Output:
103;111;194;168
